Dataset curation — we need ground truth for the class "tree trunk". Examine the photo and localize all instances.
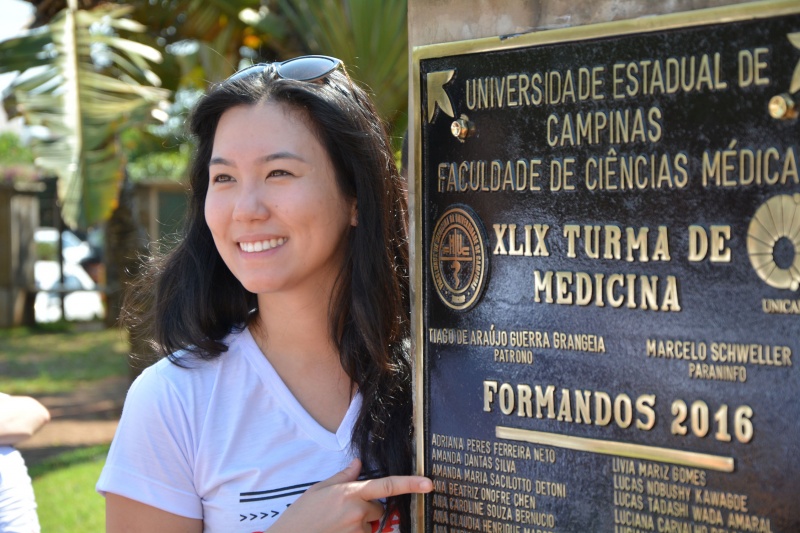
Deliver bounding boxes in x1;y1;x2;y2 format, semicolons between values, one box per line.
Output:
104;175;154;381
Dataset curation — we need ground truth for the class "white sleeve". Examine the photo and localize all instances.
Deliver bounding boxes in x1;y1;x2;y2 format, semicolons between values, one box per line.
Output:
96;363;202;519
0;447;40;533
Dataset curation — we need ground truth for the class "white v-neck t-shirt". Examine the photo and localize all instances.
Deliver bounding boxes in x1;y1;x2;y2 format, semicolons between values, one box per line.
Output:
97;327;362;532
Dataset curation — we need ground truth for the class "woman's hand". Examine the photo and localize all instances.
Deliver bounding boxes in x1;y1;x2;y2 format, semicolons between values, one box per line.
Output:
268;458;432;533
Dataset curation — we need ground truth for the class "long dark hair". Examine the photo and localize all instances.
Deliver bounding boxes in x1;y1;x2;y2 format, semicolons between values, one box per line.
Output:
125;65;412;528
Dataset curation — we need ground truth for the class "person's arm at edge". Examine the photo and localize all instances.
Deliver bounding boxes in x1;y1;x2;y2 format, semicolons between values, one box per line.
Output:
0;395;51;446
106;494;202;533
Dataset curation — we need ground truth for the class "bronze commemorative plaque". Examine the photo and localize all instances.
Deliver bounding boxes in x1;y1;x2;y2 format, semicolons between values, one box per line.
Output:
412;2;800;532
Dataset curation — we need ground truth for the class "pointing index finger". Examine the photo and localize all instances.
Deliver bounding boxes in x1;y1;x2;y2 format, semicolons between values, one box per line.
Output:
357;476;433;501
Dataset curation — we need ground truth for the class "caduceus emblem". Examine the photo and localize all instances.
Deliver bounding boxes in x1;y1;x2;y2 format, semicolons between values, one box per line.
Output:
430;206;488;311
441;230;471;288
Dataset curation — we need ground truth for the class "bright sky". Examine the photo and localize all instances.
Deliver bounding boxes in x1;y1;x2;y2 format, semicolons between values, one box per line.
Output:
0;0;33;38
0;0;35;127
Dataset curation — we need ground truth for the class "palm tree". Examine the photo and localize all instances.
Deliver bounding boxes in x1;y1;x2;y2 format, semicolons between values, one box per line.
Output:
277;0;409;141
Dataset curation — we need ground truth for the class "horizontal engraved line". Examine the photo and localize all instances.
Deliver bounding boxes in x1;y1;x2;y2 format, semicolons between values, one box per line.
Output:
496;426;734;473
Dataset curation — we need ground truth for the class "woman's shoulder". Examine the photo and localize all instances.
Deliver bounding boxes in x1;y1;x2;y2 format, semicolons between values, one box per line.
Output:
129;327;255;402
116;326;263;447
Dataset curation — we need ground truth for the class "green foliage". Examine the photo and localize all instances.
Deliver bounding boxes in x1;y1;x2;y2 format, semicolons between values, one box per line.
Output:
123;87;198;183
0;326;130;395
0;131;39;183
276;0;409;137
31;446;109;533
127;146;190;183
35;240;58;261
0;4;170;229
0;132;34;165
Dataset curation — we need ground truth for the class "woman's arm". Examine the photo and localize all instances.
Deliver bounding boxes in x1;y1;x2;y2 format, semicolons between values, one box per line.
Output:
107;459;430;533
0;395;51;446
106;494;203;533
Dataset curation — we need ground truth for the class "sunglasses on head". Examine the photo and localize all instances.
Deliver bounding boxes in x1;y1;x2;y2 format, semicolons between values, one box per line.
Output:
225;55;342;84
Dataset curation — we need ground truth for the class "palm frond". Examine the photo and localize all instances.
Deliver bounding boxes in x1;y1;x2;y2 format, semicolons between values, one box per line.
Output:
277;0;408;134
0;3;169;229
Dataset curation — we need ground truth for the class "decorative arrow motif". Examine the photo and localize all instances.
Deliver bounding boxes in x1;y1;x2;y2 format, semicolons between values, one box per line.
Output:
426;69;456;123
242;510;282;521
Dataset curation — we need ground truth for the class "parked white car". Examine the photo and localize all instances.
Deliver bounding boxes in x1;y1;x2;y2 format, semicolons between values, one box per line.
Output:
34;261;105;323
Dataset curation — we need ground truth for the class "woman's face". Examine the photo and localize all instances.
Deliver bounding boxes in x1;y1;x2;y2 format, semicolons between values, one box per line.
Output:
205;101;356;297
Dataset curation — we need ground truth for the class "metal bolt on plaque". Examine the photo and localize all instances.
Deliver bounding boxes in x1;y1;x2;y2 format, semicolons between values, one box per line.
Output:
450;114;475;141
769;93;798;119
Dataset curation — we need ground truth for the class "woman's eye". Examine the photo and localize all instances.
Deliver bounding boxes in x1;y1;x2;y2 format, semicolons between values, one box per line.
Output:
267;169;292;178
212;174;235;183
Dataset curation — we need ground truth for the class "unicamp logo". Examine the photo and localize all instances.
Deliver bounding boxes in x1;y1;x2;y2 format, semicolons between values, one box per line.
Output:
430;205;488;311
747;193;800;292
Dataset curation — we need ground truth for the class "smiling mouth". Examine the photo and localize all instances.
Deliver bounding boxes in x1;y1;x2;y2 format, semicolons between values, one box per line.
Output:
238;238;287;253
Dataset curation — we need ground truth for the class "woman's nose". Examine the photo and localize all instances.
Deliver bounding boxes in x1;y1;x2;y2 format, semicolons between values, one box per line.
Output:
232;182;270;221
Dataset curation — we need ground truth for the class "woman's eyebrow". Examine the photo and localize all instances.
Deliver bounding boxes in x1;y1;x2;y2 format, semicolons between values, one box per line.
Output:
209;151;307;167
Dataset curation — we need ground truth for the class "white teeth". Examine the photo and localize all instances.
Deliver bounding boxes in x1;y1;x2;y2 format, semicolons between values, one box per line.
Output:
239;238;286;253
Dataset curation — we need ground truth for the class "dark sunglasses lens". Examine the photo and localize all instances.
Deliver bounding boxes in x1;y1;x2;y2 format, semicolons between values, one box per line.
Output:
227;63;268;83
277;56;340;81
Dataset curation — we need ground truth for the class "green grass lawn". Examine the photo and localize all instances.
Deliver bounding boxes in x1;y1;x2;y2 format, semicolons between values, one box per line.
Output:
31;445;110;533
0;323;130;395
1;323;129;531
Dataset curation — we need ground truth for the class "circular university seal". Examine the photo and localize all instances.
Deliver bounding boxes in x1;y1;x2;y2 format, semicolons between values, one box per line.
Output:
430;205;488;311
747;193;800;291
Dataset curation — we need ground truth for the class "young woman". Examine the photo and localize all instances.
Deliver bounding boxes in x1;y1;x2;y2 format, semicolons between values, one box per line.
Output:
97;56;431;533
